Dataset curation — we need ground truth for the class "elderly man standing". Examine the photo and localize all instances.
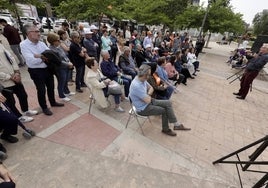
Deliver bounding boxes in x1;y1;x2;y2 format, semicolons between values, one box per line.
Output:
233;43;268;100
143;31;153;49
0;18;25;66
129;64;191;136
0;43;37;123
83;28;98;60
20;24;64;116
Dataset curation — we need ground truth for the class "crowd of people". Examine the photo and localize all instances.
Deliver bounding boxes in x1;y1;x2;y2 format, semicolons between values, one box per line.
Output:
0;19;208;186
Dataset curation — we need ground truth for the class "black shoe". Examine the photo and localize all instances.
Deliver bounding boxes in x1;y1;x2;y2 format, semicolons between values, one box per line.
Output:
236;96;245;100
182;82;187;86
196;69;200;72
76;89;83;93
0;143;7;153
233;92;240;96
193;73;197;76
51;102;64;107
81;83;87;87
43;108;53;116
190;76;195;79
1;135;19;143
174;124;191;131
162;129;177;136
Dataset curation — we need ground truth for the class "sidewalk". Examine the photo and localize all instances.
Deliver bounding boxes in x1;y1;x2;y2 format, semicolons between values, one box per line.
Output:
1;33;268;187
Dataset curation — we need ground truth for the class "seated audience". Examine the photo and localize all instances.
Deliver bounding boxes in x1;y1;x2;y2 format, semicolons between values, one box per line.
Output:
187;48;200;76
118;47;137;79
147;63;172;99
165;55;185;86
100;51;131;98
135;44;147;68
129;64;191;137
85;59;125;112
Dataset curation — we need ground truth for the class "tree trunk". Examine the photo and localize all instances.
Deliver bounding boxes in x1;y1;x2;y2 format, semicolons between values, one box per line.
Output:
205;33;211;48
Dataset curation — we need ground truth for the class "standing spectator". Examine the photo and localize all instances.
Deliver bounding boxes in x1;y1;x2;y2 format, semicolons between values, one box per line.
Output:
47;33;74;102
125;26;131;46
20;24;64;116
100;51;131;98
154;32;163;48
143;31;153;49
91;25;101;60
83;29;98;60
60;22;70;37
129;64;190;137
0;43;37;123
110;30;118;63
0;19;25;66
69;31;88;93
101;30;112;55
140;31;146;44
195;36;205;58
58;30;74;82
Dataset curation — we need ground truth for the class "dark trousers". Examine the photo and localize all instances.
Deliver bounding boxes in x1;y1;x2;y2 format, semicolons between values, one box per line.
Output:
238;70;259;98
75;65;85;90
0;109;18;136
0;181;16;188
28;68;56;110
55;68;70;98
193;61;199;72
180;68;191;83
2;83;28;117
111;48;118;63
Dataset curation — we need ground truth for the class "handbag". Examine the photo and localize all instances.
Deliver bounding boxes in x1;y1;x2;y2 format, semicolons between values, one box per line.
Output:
107;81;122;95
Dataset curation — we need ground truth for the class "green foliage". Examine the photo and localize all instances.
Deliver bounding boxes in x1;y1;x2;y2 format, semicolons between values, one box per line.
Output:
253;9;268;35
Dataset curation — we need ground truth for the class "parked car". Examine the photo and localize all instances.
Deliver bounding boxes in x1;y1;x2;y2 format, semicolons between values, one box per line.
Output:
0;15;17;27
41;17;54;29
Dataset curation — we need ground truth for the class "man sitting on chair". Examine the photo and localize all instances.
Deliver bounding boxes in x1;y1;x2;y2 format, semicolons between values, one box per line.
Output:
129;64;191;136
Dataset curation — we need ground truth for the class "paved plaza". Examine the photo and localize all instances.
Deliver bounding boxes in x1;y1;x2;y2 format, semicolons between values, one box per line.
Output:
1;35;268;188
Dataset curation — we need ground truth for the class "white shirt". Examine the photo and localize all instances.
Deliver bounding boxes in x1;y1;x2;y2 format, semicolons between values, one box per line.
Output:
20;38;49;68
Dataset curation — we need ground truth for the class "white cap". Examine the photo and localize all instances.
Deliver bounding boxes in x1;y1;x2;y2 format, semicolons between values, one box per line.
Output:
154;47;159;51
90;25;99;30
145;44;151;49
84;28;93;34
262;43;268;48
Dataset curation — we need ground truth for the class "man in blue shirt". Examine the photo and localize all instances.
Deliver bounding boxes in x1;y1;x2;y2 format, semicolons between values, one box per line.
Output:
129;64;191;136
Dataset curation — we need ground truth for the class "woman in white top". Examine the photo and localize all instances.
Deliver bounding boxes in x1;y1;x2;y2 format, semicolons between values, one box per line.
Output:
85;58;125;112
187;47;200;76
101;30;112;53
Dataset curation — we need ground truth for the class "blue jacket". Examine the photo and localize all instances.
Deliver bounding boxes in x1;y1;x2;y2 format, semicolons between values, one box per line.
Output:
100;60;120;79
156;65;168;81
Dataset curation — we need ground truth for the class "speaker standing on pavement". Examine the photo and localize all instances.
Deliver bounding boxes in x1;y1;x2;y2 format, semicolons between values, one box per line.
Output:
233;43;268;100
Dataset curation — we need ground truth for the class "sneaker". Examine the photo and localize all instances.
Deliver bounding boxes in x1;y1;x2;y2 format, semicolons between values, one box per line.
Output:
1;134;19;143
60;97;71;102
23;110;38;116
64;92;76;97
114;106;125;113
18;116;33;123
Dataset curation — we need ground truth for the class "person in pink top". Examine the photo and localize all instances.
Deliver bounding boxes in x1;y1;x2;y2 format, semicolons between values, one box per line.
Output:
165;56;185;85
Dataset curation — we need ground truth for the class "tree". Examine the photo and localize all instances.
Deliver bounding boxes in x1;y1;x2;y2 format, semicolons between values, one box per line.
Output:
253;9;268;35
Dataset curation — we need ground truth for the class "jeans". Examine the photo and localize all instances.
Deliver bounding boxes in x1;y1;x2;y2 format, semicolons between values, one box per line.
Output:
28;68;56;110
56;68;70;98
10;44;24;65
2;83;28;117
75;65;85;90
138;99;177;131
103;87;120;104
113;76;131;97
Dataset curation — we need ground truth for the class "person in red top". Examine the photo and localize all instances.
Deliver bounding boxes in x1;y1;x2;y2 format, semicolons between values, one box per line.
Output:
0;19;25;66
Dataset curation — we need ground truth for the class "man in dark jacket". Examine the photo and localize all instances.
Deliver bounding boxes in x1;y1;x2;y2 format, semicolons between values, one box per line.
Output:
100;51;131;97
83;29;98;60
233;43;268;99
0;19;25;66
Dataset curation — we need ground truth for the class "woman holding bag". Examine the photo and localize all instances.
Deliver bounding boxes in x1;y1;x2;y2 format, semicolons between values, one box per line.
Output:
85;58;125;112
